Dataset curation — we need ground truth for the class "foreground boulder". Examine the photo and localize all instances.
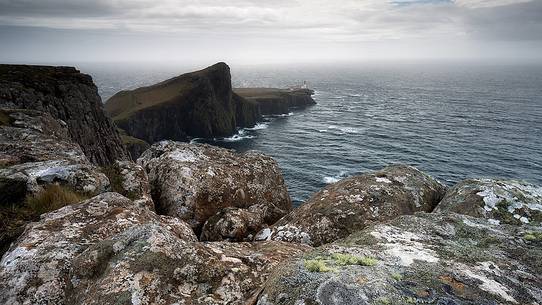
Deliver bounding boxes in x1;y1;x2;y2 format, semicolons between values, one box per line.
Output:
434;178;542;225
0;192;196;305
105;62;261;144
0;192;309;305
257;213;542;305
256;165;446;246
139;141;292;238
0;65;129;165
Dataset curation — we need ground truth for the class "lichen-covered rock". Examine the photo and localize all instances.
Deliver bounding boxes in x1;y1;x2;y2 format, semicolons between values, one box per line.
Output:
256;165;446;246
66;229;309;305
0;109;86;166
138;141;292;235
0;192;196;305
201;206;266;241
0;65;129;165
257;213;542;305
434;178;542;225
0;109;109;200
103;160;154;210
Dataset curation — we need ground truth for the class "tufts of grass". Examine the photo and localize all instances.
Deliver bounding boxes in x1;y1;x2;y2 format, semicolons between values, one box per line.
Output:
25;184;87;215
523;231;542;241
332;253;378;266
304;259;334;273
391;272;403;281
376;297;391;305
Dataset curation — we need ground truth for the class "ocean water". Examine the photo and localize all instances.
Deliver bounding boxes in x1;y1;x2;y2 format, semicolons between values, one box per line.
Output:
83;62;542;205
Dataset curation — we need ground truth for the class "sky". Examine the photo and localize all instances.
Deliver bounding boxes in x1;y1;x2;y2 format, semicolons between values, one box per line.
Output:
0;0;541;65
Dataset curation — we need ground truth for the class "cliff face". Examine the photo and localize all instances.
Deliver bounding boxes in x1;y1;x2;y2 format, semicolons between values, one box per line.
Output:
0;65;129;165
234;88;316;115
105;63;261;144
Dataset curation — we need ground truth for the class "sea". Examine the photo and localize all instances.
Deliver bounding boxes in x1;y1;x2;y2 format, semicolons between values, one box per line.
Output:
82;62;542;206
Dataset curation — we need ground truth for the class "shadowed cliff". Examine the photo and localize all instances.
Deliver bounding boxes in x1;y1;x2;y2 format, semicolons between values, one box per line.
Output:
105;62;261;146
0;64;129;165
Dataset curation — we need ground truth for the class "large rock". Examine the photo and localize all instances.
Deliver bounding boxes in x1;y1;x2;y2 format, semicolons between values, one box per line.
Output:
0;109;109;201
434;178;542;225
0;192;197;305
234;88;316;115
105;62;262;143
0;65;129;165
65;232;308;305
257;213;542;305
138;141;292;237
256;165;446;246
0;109;110;257
0;192;309;305
103;160;154;210
201;206;266;241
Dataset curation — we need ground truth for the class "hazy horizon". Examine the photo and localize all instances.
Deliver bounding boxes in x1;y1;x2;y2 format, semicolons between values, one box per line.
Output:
1;0;542;65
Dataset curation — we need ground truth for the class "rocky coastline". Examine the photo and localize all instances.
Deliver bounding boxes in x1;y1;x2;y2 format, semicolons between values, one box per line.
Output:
0;63;540;305
105;63;315;159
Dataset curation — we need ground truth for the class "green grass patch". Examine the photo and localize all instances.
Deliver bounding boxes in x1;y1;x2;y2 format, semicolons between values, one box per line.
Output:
304;259;334;273
332;253;378;266
523;231;542;241
391;272;403;281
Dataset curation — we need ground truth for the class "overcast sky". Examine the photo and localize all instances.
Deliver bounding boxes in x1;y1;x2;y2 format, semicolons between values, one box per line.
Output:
0;0;541;65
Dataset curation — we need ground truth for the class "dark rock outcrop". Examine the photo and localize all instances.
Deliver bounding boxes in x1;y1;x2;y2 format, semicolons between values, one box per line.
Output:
0;108;110;256
105;62;262;144
117;128;151;160
434;178;542;225
255;165;447;246
0;109;109;200
0;192;310;305
234;88;316;115
138;141;292;237
0;65;129;165
257;212;542;305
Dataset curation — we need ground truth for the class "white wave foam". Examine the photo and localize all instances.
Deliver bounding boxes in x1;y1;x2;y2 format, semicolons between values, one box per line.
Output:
323;171;348;184
245;123;269;130
189;138;203;144
327;125;360;134
221;133;255;142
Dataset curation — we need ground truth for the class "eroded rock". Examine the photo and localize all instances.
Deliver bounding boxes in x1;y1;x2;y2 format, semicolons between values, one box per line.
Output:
434;178;542;225
103;160;154;210
256;165;446;246
0;192;196;305
257;213;542;305
67;230;309;305
138;141;292;236
201;206;265;241
0;109;109;200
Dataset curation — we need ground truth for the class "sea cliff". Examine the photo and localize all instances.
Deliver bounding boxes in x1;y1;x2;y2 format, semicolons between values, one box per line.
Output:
105;63;262;146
